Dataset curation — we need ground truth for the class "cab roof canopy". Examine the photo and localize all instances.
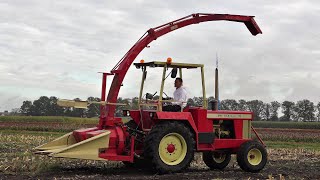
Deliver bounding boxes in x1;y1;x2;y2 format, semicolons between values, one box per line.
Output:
134;61;203;69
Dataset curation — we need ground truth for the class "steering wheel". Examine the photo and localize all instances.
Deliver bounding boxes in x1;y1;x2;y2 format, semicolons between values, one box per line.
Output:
162;91;172;100
146;91;157;100
146;91;172;101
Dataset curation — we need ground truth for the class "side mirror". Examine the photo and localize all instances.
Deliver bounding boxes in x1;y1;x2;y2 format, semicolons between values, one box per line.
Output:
171;68;177;78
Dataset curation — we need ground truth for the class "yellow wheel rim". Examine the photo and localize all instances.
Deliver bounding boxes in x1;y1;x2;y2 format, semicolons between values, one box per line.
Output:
158;133;187;165
247;148;262;166
213;152;226;163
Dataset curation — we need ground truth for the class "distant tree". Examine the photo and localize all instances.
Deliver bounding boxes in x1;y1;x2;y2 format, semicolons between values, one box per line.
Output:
131;97;139;110
115;97;131;116
238;99;247;111
32;96;51;116
207;96;215;110
261;103;271;121
294;99;315;122
187;98;196;106
281;101;295;121
86;97;100;118
20;100;33;115
193;97;203;106
47;96;64;116
221;99;239;110
270;101;281;121
246;100;264;121
317;102;320;122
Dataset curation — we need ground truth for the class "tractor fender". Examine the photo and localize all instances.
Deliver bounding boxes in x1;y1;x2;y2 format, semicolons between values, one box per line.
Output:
155;112;198;136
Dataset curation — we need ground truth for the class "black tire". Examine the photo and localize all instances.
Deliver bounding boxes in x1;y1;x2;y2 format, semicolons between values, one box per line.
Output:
237;141;267;172
144;121;195;173
203;151;231;170
122;158;152;168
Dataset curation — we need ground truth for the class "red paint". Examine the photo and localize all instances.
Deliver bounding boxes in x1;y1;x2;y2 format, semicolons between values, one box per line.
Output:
73;127;99;142
155;111;198;134
189;108;213;132
167;144;175;153
234;120;243;139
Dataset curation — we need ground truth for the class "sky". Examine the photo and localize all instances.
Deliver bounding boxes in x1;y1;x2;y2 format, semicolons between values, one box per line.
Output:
0;0;319;111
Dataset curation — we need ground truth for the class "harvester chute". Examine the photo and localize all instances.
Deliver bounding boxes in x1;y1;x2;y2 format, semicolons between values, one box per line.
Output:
35;130;111;160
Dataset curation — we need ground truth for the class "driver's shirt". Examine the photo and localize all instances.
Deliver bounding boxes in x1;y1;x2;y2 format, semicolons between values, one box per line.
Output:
173;86;188;108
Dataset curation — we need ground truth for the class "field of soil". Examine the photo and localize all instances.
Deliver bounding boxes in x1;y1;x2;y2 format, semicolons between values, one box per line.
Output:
1;149;319;180
1;117;320;179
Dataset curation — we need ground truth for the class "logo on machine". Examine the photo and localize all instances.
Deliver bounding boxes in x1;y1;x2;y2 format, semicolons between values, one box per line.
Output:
207;113;252;119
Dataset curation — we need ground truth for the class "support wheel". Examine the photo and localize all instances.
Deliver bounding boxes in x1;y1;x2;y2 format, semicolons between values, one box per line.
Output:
237;141;267;172
144;121;195;173
203;151;231;170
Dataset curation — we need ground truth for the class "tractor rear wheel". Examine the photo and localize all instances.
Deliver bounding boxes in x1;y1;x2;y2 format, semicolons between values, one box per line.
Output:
144;121;195;173
203;151;231;170
236;141;267;172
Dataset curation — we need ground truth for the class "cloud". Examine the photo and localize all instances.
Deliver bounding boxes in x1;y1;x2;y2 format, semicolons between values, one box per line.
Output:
0;0;319;111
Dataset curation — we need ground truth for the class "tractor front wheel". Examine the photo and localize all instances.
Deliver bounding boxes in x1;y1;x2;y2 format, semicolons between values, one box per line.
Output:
144;121;195;173
203;151;231;170
236;141;267;172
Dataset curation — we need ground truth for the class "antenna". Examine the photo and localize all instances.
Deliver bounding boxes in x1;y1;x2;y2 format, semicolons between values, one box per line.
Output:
214;52;219;110
216;52;219;69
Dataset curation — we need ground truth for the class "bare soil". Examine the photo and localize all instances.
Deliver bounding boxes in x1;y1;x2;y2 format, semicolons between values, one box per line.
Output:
1;150;319;180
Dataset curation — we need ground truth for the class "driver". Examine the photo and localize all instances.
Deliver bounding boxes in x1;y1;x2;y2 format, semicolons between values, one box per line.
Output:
163;78;187;112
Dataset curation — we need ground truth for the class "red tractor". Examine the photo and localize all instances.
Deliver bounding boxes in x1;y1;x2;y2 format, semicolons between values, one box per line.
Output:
35;13;267;173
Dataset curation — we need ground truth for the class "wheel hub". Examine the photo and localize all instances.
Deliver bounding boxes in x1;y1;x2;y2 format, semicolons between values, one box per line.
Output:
167;144;175;153
158;133;187;165
247;148;262;166
213;152;226;163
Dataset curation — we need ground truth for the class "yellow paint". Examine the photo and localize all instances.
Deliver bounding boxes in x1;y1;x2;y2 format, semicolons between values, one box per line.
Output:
242;120;252;139
247;148;262;166
207;113;252;119
138;66;147;110
200;66;207;109
34;132;77;151
158;65;167;112
158;133;187;165
57;99;127;109
35;131;111;161
57;99;88;109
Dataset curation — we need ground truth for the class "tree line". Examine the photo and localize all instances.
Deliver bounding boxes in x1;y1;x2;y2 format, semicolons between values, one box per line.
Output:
17;96;320;122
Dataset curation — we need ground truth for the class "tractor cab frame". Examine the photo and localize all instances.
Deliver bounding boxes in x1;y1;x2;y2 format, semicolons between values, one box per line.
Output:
134;60;207;111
